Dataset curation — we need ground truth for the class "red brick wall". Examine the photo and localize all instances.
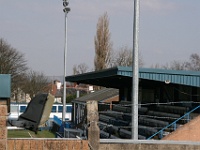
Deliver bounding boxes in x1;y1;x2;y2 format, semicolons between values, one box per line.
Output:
162;115;200;141
0;104;7;150
7;139;89;150
0;101;89;150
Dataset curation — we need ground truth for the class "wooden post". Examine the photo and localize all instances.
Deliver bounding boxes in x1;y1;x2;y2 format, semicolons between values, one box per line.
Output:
87;100;100;150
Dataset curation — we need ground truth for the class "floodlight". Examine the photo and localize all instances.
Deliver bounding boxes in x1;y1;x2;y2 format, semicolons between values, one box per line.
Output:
62;0;70;123
63;1;69;7
63;7;70;13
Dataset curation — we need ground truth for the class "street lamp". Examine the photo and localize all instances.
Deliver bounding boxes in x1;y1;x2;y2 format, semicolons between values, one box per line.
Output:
132;0;140;140
62;0;70;124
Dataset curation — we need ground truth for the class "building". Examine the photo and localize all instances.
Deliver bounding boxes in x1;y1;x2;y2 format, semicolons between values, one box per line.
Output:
65;66;200;140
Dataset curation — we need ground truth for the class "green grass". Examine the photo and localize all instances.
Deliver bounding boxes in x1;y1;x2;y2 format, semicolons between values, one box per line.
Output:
8;130;55;138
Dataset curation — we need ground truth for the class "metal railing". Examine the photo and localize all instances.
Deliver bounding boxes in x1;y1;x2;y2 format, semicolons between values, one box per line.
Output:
64;128;82;138
147;105;200;140
53;115;62;126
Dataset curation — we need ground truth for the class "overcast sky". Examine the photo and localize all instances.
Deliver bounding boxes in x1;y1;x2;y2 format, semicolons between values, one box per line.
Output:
0;0;199;76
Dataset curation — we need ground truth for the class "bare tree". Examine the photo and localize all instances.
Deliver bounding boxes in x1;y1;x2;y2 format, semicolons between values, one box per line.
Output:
0;38;28;95
185;53;200;71
162;61;187;70
22;70;49;99
150;63;161;69
111;46;144;67
94;12;113;71
73;63;89;75
152;53;200;71
112;47;132;67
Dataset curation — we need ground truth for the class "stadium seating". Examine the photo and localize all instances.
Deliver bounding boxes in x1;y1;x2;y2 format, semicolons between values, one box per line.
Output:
155;105;189;115
98;101;194;140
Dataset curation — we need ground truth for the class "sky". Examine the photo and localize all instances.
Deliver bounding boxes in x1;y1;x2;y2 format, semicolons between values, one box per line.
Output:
0;0;200;76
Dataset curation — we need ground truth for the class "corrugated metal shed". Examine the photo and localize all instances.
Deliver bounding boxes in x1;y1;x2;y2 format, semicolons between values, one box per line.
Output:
65;66;200;88
0;74;11;98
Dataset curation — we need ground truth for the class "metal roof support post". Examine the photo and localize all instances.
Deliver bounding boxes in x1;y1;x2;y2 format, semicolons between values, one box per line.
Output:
62;0;70;123
132;0;140;140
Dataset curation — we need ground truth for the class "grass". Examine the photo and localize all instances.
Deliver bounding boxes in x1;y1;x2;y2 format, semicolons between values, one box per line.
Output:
8;130;55;138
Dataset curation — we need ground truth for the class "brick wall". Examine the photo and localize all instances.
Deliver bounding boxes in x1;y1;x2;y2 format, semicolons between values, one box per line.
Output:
2;100;200;150
99;139;200;150
6;139;200;150
99;143;200;150
162;115;200;141
7;139;88;150
0;102;8;150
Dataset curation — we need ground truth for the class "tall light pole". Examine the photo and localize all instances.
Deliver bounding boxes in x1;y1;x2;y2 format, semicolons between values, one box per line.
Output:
62;0;70;123
132;0;140;140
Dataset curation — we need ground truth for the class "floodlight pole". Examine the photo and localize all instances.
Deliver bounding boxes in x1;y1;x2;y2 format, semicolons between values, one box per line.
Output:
62;0;70;123
132;0;140;140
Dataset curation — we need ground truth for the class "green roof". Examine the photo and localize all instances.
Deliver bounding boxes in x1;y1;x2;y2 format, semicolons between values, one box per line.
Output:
139;68;200;87
65;66;200;88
